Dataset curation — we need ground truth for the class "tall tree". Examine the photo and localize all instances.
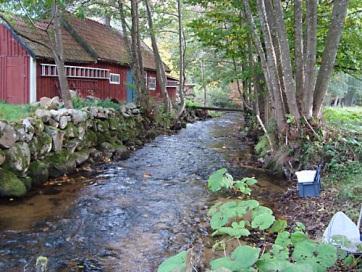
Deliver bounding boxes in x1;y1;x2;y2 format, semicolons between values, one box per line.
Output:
144;0;172;112
176;0;186;118
51;2;73;109
313;0;349;116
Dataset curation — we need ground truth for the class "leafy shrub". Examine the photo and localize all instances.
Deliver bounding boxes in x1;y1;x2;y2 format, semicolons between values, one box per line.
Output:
207;168;257;195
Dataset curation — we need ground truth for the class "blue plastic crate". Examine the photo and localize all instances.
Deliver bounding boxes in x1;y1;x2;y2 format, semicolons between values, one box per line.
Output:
297;166;321;198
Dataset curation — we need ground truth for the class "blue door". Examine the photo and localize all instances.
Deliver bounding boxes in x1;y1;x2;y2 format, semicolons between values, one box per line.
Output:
126;70;136;103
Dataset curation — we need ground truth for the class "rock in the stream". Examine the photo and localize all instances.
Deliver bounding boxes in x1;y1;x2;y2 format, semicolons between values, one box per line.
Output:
74;150;90;166
113;146;130;160
4;142;31;174
0;168;27;197
28;161;49;186
0;122;16;149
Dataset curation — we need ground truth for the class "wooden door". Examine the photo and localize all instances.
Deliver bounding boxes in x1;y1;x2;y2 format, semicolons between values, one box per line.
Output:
5;57;28;104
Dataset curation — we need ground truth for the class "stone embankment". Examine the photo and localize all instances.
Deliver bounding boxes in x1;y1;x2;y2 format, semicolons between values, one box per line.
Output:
0;99;152;198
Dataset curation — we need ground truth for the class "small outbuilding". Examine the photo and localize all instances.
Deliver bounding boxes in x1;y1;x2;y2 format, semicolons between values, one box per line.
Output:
0;14;178;104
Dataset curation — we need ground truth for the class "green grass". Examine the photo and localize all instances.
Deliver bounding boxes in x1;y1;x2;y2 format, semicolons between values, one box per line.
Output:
323;106;362;133
0;101;33;121
322;107;362;203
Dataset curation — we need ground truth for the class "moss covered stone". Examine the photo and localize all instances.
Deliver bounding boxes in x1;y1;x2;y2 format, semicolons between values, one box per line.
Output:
0;168;27;197
47;151;76;178
0;149;5;165
4;142;31;174
29;132;52;159
64;123;79;139
20;176;32;190
28;161;49;186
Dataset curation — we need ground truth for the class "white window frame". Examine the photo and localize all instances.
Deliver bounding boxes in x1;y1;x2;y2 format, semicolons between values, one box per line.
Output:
109;73;121;84
148;76;156;91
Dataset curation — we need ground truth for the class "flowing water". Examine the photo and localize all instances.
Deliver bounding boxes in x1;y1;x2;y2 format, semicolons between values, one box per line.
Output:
0;113;284;272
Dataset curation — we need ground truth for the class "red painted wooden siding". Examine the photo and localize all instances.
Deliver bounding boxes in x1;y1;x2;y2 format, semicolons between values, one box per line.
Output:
37;61;128;101
146;70;177;101
0;25;29;104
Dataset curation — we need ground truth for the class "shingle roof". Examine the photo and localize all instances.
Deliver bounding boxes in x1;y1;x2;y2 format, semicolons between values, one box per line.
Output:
2;14;160;70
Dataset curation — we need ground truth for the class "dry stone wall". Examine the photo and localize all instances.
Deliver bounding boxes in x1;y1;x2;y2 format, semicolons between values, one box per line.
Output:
0;103;145;198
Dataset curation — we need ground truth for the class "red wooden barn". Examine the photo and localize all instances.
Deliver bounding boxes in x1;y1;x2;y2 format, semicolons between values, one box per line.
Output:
0;14;178;104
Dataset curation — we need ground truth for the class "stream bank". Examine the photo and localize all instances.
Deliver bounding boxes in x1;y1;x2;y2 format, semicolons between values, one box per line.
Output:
1;113;262;271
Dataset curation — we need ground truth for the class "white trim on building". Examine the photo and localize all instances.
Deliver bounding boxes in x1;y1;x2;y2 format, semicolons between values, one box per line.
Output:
29;57;37;103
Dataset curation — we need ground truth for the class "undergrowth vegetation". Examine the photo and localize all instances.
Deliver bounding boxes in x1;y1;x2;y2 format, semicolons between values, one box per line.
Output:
158;169;361;272
0;101;35;121
72;96;121;110
253;107;362;202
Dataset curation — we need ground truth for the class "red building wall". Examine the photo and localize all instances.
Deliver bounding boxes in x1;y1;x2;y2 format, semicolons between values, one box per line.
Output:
146;70;177;102
36;61;128;101
0;25;30;104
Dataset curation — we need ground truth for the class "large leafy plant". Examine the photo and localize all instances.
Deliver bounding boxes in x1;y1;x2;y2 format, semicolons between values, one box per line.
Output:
157;251;187;272
209;200;275;238
210;229;338;272
208;168;257;195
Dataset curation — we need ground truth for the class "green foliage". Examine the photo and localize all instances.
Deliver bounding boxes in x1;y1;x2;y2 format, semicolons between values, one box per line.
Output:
210;229;338;272
157;251;187;272
207;168;257;195
270;219;288;233
324;107;362;133
207;168;234;192
209;200;275;237
154;110;174;129
72;97;121;111
0;101;35;121
255;135;270;157
210;245;260;271
185;99;199;109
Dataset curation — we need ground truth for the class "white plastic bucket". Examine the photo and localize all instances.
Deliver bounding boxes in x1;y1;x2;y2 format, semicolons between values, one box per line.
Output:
295;170;317;183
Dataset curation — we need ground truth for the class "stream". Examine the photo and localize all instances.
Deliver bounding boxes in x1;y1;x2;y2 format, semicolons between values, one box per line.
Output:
0;113;284;272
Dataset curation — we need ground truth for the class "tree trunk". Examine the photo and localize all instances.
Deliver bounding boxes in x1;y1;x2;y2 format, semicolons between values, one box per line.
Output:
252;0;285;130
303;0;317;117
313;0;349;117
269;0;300;120
52;2;72;109
176;0;186;118
129;0;148;110
144;0;171;112
294;0;304;113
